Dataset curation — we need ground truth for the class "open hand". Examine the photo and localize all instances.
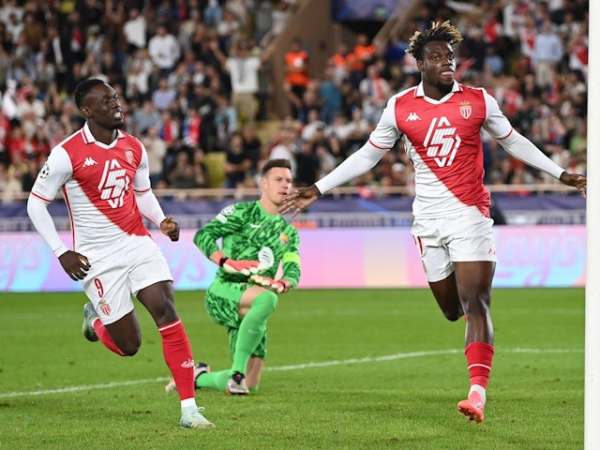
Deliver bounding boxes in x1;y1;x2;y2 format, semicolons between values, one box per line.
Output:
222;259;260;276
250;275;291;294
559;172;586;197
59;251;91;281
279;185;321;216
160;217;180;241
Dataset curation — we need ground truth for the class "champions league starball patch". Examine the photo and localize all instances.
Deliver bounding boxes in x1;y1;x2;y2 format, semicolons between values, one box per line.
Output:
39;162;50;179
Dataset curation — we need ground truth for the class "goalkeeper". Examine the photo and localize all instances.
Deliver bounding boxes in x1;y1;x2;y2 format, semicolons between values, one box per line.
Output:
168;159;301;395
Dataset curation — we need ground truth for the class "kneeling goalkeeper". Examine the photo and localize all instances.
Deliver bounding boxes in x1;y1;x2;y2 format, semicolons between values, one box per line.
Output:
167;159;301;394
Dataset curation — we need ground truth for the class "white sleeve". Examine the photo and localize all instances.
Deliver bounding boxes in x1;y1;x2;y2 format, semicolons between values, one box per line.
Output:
27;195;69;257
314;141;387;194
368;96;402;149
482;90;513;139
135;190;166;226
30;146;72;201
133;142;152;192
133;142;166;225
497;129;564;179
27;146;72;257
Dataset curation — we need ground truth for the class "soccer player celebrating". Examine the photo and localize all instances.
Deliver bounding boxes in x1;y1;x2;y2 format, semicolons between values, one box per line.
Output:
167;159;301;395
26;79;213;428
281;21;586;423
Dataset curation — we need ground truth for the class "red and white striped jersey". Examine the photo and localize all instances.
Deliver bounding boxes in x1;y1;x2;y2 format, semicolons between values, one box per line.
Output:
369;81;513;219
31;123;151;259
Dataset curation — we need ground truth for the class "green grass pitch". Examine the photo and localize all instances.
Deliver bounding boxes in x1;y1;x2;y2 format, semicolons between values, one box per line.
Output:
0;288;583;449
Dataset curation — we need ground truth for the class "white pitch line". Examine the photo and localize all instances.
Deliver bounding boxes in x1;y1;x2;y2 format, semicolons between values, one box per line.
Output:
0;347;582;399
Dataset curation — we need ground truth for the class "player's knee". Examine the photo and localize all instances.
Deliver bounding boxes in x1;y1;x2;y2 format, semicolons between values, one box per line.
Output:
154;299;178;325
256;290;278;314
442;309;462;322
120;338;141;356
463;294;490;317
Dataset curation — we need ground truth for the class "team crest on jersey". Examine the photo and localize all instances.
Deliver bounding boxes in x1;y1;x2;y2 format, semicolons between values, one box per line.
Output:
125;149;134;164
279;233;289;244
98;299;111;316
459;101;472;119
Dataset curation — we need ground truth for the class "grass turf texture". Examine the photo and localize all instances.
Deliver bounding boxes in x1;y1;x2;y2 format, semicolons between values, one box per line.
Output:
0;288;583;450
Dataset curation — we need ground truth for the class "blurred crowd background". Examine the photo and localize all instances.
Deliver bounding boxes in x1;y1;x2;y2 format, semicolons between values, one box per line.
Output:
0;0;588;203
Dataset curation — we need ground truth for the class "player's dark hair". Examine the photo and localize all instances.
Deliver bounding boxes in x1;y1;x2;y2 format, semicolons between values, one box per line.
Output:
73;78;106;109
407;20;463;61
262;159;292;175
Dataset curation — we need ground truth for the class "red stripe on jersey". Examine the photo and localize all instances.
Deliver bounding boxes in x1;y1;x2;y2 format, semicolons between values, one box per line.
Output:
62;186;75;250
368;139;392;150
134;187;151;194
395;84;491;217
31;191;51;202
62;131;150;237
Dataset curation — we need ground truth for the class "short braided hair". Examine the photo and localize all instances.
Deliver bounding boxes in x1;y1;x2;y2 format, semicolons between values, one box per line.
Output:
407;20;463;61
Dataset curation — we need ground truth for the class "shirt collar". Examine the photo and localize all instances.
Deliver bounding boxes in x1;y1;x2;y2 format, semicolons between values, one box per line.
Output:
415;80;462;98
82;122;125;145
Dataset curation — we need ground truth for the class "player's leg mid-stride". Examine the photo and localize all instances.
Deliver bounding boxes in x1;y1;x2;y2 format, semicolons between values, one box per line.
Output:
429;261;494;423
82;279;214;429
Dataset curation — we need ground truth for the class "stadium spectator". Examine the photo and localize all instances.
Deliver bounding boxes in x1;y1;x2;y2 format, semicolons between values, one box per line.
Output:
148;25;181;74
123;8;146;51
225;132;252;188
143;126;167;186
533;20;563;87
284;38;309;118
212;40;263;126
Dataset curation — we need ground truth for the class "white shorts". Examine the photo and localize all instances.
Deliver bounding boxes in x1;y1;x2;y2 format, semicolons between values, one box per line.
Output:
82;235;173;325
411;208;496;283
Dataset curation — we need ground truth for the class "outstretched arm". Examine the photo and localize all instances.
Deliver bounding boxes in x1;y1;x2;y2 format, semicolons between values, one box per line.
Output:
482;89;586;195
497;130;586;193
281;97;400;214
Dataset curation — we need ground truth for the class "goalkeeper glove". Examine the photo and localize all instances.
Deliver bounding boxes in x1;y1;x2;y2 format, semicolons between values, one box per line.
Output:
219;257;260;275
250;275;291;294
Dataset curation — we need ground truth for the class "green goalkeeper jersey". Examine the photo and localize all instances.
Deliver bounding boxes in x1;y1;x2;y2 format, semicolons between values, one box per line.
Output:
194;201;301;287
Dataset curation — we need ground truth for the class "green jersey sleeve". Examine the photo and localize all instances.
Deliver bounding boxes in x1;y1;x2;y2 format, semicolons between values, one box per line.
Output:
281;226;301;288
193;203;247;257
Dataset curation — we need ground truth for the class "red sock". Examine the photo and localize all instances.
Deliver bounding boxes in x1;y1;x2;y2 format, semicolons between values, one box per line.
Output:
159;320;195;401
465;342;494;388
93;319;125;356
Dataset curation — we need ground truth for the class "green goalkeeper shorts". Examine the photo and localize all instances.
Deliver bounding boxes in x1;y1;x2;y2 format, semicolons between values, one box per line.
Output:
204;278;267;359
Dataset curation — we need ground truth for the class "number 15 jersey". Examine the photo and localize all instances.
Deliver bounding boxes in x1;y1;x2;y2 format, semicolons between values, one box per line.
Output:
368;81;513;219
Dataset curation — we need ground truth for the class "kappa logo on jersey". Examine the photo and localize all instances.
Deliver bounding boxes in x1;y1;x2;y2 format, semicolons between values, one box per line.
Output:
83;157;97;167
98;159;130;208
459;101;472;119
406;112;421;121
423;116;462;168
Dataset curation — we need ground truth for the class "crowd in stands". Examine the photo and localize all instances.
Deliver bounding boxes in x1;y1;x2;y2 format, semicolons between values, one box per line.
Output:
0;0;588;203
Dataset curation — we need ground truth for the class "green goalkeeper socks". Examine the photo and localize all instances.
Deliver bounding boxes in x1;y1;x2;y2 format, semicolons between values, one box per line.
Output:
196;369;231;391
232;291;278;375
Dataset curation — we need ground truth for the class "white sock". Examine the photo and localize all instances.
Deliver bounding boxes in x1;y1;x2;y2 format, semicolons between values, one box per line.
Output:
469;384;487;405
181;397;198;411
